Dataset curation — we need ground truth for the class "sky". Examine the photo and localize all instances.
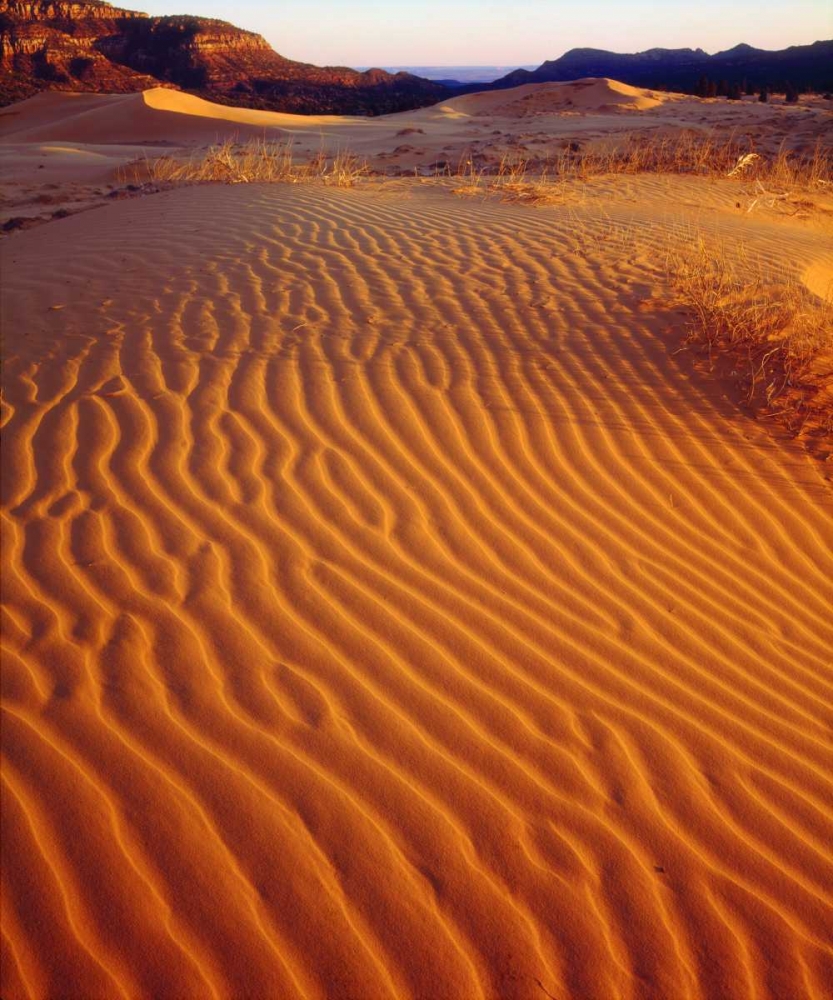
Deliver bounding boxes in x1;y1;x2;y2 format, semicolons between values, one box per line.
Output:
134;0;833;68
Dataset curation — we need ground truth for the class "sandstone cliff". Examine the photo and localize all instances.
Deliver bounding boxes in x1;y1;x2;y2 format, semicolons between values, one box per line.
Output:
0;1;161;102
0;0;448;112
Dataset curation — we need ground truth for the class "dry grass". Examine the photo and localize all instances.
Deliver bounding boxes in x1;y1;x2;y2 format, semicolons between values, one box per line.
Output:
450;133;831;207
452;153;570;205
563;133;830;187
670;237;833;447
121;138;368;188
123;132;830;209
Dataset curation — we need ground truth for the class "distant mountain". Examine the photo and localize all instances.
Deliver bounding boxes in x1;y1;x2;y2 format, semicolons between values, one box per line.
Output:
494;41;833;93
0;0;449;112
366;66;540;86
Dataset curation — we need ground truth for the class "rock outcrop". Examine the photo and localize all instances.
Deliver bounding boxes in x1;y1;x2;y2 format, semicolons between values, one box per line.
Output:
0;1;161;102
0;0;449;112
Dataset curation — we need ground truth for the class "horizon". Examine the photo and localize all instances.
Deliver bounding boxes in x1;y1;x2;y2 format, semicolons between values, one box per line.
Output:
131;0;832;67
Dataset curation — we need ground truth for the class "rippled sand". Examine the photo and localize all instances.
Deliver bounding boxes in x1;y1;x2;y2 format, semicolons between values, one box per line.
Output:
2;87;833;1000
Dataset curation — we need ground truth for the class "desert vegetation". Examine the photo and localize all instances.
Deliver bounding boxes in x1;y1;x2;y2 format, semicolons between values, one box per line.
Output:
123;137;369;187
449;132;831;199
444;137;831;227
129;131;831;207
670;236;833;446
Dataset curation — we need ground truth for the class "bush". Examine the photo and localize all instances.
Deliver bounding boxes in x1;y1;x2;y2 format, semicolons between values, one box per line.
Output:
758;87;769;103
785;83;800;103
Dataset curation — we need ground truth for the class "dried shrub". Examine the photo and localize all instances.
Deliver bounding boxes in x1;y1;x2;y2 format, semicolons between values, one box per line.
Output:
670;237;833;448
123;138;368;188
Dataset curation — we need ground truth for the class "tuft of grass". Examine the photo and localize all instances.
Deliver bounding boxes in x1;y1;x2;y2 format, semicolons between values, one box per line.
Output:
669;237;833;447
324;149;369;187
121;138;368;188
452;152;570;205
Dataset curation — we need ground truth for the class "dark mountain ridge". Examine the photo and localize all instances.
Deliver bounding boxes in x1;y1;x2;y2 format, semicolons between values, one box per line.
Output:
494;40;833;94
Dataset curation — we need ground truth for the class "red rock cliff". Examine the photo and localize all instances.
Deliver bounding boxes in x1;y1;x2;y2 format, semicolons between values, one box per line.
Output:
0;0;448;113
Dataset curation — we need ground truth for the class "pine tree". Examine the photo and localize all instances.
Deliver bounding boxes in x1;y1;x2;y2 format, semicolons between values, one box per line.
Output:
758;86;769;103
785;83;800;103
695;74;710;98
727;82;743;100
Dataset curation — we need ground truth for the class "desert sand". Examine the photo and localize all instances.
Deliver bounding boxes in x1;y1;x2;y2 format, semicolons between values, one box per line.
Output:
2;79;831;224
1;80;833;1000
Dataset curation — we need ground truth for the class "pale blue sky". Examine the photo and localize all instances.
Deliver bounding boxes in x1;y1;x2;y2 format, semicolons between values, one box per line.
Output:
134;0;833;67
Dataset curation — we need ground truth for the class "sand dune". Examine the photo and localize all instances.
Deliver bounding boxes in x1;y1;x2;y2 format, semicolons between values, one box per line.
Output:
436;78;673;117
2;174;832;1000
0;88;331;145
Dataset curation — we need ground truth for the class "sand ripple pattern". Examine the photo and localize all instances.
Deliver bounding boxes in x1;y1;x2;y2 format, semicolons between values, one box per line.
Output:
2;186;832;1000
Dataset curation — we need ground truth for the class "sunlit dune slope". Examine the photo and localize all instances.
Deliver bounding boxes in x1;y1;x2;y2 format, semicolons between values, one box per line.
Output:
1;182;832;1000
434;77;674;117
0;88;343;145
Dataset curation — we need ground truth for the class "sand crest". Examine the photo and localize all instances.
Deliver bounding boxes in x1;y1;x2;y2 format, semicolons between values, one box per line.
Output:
0;88;323;145
439;78;673;117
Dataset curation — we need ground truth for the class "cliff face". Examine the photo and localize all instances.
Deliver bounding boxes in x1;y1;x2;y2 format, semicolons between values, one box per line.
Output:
0;1;170;102
0;0;448;112
93;15;287;91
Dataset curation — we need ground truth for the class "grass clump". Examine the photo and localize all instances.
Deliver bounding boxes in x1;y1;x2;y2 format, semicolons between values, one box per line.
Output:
572;133;830;188
450;133;831;208
670;237;833;449
452;153;570;205
124;138;368;188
